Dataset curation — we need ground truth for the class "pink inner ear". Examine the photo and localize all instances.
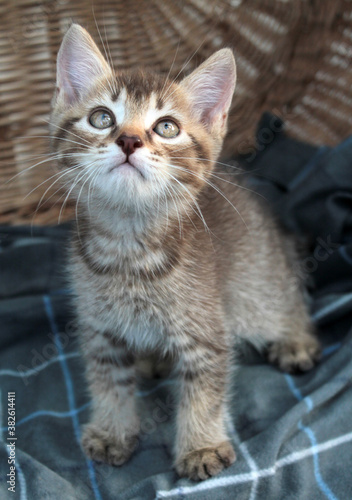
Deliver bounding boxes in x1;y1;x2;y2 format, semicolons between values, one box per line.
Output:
56;25;111;105
181;50;236;129
202;75;235;126
58;47;105;103
57;50;78;104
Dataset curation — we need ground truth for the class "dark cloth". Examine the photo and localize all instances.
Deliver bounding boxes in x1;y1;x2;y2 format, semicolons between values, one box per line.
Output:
0;118;351;499
243;113;352;300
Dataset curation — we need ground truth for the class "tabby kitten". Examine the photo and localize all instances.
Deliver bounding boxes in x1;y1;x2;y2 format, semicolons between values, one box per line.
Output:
51;24;321;481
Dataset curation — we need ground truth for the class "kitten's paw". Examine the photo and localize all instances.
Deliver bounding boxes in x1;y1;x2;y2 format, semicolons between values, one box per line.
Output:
268;336;321;373
81;424;138;466
176;441;236;481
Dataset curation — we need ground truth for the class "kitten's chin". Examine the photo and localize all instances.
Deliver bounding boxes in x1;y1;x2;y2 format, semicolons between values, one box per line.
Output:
109;162;145;180
91;162;156;210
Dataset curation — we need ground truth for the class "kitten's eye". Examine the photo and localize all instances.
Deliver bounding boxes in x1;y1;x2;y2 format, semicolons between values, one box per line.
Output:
154;120;179;138
89;109;114;129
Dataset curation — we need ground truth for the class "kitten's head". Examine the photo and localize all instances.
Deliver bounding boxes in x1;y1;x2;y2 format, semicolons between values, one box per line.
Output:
51;24;236;215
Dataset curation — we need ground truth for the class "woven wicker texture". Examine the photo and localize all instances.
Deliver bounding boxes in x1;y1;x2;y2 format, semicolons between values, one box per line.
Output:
1;0;351;225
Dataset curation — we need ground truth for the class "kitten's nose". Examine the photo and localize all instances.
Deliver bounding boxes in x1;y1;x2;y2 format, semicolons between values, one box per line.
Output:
116;135;143;157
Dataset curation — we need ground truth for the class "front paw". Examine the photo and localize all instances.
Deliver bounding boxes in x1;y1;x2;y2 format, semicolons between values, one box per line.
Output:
176;441;236;481
81;424;138;466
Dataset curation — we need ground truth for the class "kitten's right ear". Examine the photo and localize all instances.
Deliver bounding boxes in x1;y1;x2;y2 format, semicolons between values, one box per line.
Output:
56;24;112;105
180;49;236;135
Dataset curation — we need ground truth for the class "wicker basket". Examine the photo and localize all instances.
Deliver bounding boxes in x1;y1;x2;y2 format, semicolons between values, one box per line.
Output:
1;0;351;225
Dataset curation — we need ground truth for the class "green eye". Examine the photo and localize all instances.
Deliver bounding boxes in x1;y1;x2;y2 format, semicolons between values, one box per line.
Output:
89;109;114;129
154;119;179;138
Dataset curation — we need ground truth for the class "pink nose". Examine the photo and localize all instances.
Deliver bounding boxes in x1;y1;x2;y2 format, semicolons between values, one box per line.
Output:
116;135;143;156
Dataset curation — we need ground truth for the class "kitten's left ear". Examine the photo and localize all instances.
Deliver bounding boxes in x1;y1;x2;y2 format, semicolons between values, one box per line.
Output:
180;49;236;133
56;24;113;105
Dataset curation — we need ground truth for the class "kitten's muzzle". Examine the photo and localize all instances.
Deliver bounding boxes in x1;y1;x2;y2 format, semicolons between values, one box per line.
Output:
116;135;143;157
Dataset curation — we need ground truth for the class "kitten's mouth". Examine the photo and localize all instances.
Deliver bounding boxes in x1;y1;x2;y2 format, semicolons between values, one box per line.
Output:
109;161;145;179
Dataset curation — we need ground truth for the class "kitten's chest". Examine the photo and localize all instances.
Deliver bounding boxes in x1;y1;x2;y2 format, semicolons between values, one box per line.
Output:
72;222;190;350
121;278;183;351
92;271;175;350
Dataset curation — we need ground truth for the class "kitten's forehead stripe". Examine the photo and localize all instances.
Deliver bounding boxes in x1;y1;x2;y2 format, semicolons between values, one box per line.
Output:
110;88;120;102
156;97;164;110
115;70;171;105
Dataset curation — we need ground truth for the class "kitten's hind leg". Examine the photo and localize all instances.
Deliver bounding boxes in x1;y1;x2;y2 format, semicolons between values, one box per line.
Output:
268;332;321;373
266;305;321;374
80;329;140;466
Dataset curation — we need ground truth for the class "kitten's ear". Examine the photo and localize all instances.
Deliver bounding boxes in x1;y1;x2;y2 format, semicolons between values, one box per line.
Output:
56;24;112;105
180;49;236;133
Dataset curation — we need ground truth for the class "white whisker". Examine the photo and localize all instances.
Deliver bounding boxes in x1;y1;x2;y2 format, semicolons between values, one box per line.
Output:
163;160;249;232
159;40;180;100
161;39;207;102
17;135;91;150
92;6;117;96
58;161;99;223
41;118;91;145
171;156;244;174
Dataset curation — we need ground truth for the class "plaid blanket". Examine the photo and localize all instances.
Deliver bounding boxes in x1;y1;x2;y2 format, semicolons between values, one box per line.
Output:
0;118;351;499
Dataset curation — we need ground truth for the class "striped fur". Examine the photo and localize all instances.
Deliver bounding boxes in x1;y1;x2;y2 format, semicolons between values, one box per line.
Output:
51;25;321;481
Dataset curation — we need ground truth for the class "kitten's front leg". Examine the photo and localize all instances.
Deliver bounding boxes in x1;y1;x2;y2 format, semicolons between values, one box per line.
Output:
80;329;140;466
175;339;236;480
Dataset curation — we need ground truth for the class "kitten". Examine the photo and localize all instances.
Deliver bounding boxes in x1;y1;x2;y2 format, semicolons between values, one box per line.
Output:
51;24;321;481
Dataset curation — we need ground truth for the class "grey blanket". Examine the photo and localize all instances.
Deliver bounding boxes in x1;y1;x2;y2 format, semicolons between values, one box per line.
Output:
0;121;351;499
